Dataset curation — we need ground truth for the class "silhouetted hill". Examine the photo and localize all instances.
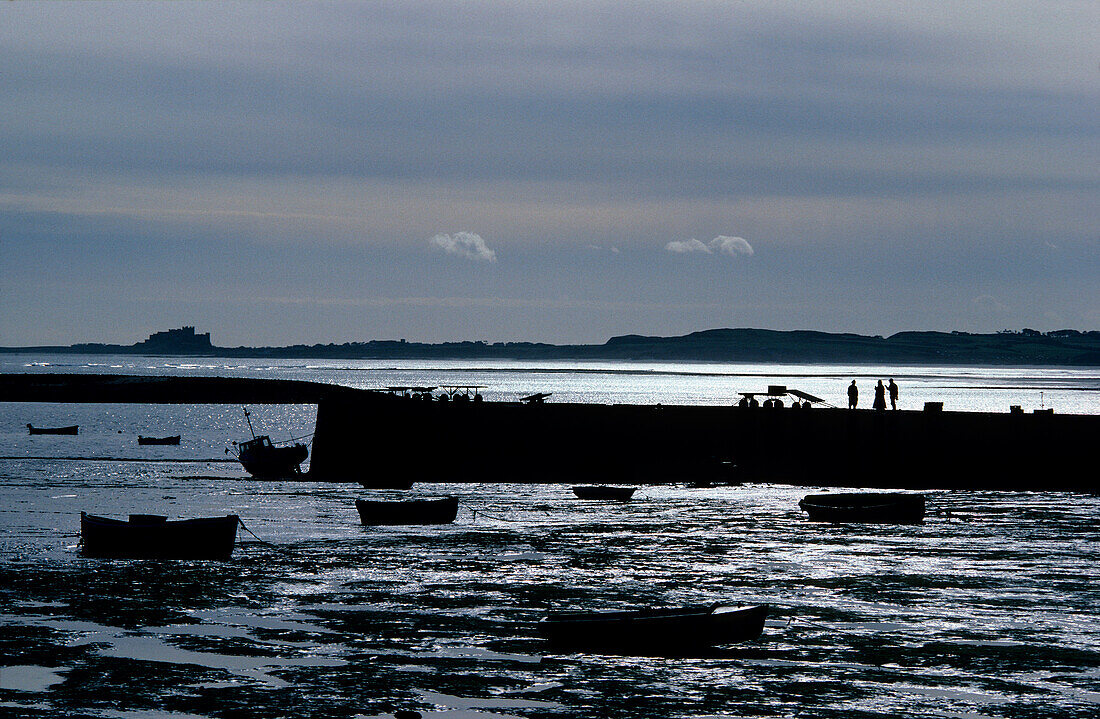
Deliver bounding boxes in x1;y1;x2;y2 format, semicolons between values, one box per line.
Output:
2;327;1099;365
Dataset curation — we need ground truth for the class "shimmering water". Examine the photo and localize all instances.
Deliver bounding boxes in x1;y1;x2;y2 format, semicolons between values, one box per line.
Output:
1;357;1098;718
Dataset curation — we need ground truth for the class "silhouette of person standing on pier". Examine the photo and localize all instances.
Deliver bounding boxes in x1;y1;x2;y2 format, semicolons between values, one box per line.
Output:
848;380;858;409
873;380;887;411
888;378;899;410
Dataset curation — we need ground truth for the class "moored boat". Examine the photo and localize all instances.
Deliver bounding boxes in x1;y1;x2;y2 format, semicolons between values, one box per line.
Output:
572;485;636;501
538;603;768;653
355;497;459;525
798;492;926;524
138;435;181;445
27;423;78;435
229;408;308;477
80;512;240;559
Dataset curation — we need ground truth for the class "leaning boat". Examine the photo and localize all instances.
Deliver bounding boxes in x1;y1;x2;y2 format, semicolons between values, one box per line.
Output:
27;423;78;435
355;497;459;525
798;492;926;524
138;435;181;445
538;603;768;653
229;408;308;478
572;485;636;501
80;512;240;559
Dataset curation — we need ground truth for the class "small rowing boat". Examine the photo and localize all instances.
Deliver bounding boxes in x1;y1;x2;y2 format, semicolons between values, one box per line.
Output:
355;497;459;525
538;603;768;653
798;492;926;524
80;512;240;559
138;435;181;445
27;424;78;435
572;486;636;501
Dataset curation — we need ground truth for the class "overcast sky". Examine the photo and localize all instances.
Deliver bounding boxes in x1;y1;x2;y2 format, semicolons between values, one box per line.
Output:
1;1;1096;346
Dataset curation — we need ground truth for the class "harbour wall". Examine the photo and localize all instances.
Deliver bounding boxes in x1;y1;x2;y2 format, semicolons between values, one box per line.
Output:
310;395;1098;491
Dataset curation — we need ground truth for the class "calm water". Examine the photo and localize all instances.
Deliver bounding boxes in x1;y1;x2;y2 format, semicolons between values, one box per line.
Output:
1;356;1098;718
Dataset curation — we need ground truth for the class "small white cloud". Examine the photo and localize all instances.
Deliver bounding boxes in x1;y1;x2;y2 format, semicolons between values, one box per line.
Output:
709;235;753;256
430;232;497;262
665;238;712;254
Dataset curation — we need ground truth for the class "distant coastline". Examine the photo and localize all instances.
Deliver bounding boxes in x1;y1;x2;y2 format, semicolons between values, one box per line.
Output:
2;326;1099;366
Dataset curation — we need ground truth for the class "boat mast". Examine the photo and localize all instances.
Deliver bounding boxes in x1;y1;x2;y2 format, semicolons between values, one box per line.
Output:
243;407;256;439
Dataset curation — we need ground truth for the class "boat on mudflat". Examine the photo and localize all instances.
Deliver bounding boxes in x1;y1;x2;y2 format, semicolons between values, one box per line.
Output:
355;497;459;525
798;492;926;524
80;512;240;559
27;424;78;435
228;409;308;477
572;486;636;501
538;603;768;653
138;435;181;445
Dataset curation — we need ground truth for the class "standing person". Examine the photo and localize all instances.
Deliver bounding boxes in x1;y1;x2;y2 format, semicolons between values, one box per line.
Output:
888;378;899;410
873;380;887;411
847;380;858;409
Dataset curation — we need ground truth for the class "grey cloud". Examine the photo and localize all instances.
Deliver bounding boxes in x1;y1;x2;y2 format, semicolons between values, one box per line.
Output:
665;239;711;254
430;232;497;262
666;237;754;257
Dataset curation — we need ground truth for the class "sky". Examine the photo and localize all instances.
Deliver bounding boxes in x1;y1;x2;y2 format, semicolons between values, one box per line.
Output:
1;1;1097;346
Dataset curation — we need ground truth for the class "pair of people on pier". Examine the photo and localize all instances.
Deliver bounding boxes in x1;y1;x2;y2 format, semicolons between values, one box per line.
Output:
849;379;898;410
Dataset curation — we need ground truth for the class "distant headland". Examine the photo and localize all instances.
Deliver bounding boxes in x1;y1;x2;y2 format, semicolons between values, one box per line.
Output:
2;325;1099;366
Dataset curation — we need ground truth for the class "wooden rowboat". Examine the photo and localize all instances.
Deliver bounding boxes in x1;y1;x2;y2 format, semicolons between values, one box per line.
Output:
538;603;768;653
355;497;459;526
138;435;181;445
27;424;78;435
80;512;240;559
798;492;926;524
572;486;636;501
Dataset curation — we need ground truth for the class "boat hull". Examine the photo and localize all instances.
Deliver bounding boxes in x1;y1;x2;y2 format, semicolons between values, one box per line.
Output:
538;604;768;653
138;435;181;445
238;443;308;477
355;497;458;525
572;486;636;501
80;513;239;560
27;424;78;435
799;492;926;524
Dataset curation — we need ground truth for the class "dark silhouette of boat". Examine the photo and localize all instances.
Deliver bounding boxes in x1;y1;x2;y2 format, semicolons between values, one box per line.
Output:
228;408;308;477
355;497;459;525
572;485;636;501
798;492;926;524
27;423;78;435
79;512;239;559
538;603;768;653
138;435;181;445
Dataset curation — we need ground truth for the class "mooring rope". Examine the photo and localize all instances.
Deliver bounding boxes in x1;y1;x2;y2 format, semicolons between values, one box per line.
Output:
236;518;277;547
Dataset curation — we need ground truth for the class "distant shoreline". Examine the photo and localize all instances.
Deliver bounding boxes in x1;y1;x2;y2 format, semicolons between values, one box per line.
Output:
2;327;1099;366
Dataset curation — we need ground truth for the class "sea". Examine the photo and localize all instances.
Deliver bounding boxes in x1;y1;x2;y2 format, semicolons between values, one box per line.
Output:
1;355;1098;719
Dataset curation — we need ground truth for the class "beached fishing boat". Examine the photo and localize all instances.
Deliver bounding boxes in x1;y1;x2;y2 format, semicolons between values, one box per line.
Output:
572;486;636;501
355;497;459;525
538;603;768;652
798;492;926;524
27;424;78;435
80;512;240;559
229;408;308;477
138;435;181;445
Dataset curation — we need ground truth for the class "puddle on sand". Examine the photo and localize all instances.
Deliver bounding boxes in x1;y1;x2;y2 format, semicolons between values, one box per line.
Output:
0;665;68;692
